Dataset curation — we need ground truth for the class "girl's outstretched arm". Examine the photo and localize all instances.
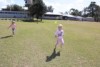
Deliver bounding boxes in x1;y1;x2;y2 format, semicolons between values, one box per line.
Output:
8;24;12;29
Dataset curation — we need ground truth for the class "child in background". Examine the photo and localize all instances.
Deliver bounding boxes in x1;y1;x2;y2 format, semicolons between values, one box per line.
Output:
55;24;64;49
8;20;16;36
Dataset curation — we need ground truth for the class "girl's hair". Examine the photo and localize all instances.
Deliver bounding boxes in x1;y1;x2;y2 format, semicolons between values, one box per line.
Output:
58;24;63;27
12;21;15;24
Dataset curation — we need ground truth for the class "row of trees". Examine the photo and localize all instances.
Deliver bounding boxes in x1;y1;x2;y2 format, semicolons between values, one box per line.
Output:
68;2;100;22
83;2;100;22
2;4;25;11
1;1;100;22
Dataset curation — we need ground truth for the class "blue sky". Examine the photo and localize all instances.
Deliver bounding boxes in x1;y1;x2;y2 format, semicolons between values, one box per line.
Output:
0;0;100;13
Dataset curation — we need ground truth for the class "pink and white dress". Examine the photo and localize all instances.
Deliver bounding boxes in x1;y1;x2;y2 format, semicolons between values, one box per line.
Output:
10;24;16;30
55;29;64;45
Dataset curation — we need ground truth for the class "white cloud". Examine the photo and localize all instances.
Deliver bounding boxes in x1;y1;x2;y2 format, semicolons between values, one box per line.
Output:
70;0;85;10
0;0;14;4
0;0;100;12
44;0;69;13
44;0;85;13
0;0;14;9
44;0;100;13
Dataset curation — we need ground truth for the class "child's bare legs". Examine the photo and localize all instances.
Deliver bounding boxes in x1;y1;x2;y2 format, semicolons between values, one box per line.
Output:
61;38;64;48
58;38;64;52
55;39;59;49
55;40;58;49
12;28;15;35
55;38;64;51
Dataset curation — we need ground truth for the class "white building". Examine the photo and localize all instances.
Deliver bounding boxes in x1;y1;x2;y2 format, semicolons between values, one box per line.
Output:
0;11;94;21
43;12;62;20
0;11;29;18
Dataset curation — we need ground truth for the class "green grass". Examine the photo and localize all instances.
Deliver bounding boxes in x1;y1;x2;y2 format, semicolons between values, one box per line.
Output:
0;20;100;67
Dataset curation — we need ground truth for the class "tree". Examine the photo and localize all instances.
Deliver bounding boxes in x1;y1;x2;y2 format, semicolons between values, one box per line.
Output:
29;0;47;21
82;2;100;22
82;7;89;17
64;11;68;14
94;5;100;22
2;4;24;11
69;8;82;16
88;2;100;22
47;6;54;12
88;2;96;17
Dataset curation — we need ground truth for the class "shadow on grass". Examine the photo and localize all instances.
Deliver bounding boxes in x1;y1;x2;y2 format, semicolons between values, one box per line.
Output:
0;35;13;39
22;20;44;23
46;48;60;62
22;20;35;22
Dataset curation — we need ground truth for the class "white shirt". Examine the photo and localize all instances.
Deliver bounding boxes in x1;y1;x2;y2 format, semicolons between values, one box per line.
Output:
55;29;64;39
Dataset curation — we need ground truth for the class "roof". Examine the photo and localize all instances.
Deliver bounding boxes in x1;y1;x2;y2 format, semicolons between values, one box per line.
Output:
45;12;62;15
63;14;75;17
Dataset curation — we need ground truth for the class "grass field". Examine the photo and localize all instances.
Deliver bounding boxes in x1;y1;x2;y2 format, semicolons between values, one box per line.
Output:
0;20;100;67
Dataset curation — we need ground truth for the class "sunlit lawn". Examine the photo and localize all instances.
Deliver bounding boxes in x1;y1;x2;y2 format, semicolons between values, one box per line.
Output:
0;20;100;67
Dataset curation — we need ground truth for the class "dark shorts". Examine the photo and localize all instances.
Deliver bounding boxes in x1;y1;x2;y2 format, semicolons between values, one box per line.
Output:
12;28;15;31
